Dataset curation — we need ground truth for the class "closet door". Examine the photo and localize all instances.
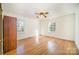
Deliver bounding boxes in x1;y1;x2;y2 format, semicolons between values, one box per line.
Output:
8;16;17;51
3;16;17;53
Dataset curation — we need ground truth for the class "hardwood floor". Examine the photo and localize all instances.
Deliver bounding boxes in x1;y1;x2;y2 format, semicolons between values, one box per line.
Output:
5;36;79;55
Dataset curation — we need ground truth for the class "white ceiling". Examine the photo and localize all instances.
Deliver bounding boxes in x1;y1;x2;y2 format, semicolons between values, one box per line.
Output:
2;3;79;19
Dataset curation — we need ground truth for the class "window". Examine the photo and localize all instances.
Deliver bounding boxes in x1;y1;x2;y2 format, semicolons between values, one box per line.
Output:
48;22;56;32
17;20;24;32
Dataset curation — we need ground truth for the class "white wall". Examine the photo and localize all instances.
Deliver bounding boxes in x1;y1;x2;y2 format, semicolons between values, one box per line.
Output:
75;7;79;49
17;17;40;40
40;13;75;41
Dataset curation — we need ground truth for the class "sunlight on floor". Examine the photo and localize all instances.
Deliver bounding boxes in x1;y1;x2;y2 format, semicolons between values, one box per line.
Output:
35;30;39;44
47;41;56;54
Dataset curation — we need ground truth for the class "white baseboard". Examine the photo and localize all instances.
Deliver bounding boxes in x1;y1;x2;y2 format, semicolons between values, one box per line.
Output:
41;34;74;41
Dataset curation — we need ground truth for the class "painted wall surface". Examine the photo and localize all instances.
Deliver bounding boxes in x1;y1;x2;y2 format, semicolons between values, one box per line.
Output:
17;17;40;40
40;13;75;41
75;7;79;49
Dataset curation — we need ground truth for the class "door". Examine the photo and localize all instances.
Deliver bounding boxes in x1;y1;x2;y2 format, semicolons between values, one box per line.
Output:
3;16;17;53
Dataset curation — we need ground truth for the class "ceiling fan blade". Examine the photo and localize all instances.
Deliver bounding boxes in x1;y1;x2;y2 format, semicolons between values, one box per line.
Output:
45;12;48;14
43;14;47;18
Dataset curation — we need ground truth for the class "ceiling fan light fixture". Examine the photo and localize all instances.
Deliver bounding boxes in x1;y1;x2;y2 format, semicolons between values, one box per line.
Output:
35;11;48;18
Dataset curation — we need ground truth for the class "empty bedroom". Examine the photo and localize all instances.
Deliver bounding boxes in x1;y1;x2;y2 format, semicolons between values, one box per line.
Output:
1;3;79;55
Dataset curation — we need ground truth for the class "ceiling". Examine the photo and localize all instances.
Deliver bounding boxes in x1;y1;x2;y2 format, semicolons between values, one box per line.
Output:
2;3;79;19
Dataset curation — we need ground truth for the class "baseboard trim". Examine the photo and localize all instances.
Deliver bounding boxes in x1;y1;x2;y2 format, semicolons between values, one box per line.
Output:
41;35;75;42
17;35;75;42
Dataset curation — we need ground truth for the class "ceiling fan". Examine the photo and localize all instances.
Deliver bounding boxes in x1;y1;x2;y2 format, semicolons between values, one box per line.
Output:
35;12;48;18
